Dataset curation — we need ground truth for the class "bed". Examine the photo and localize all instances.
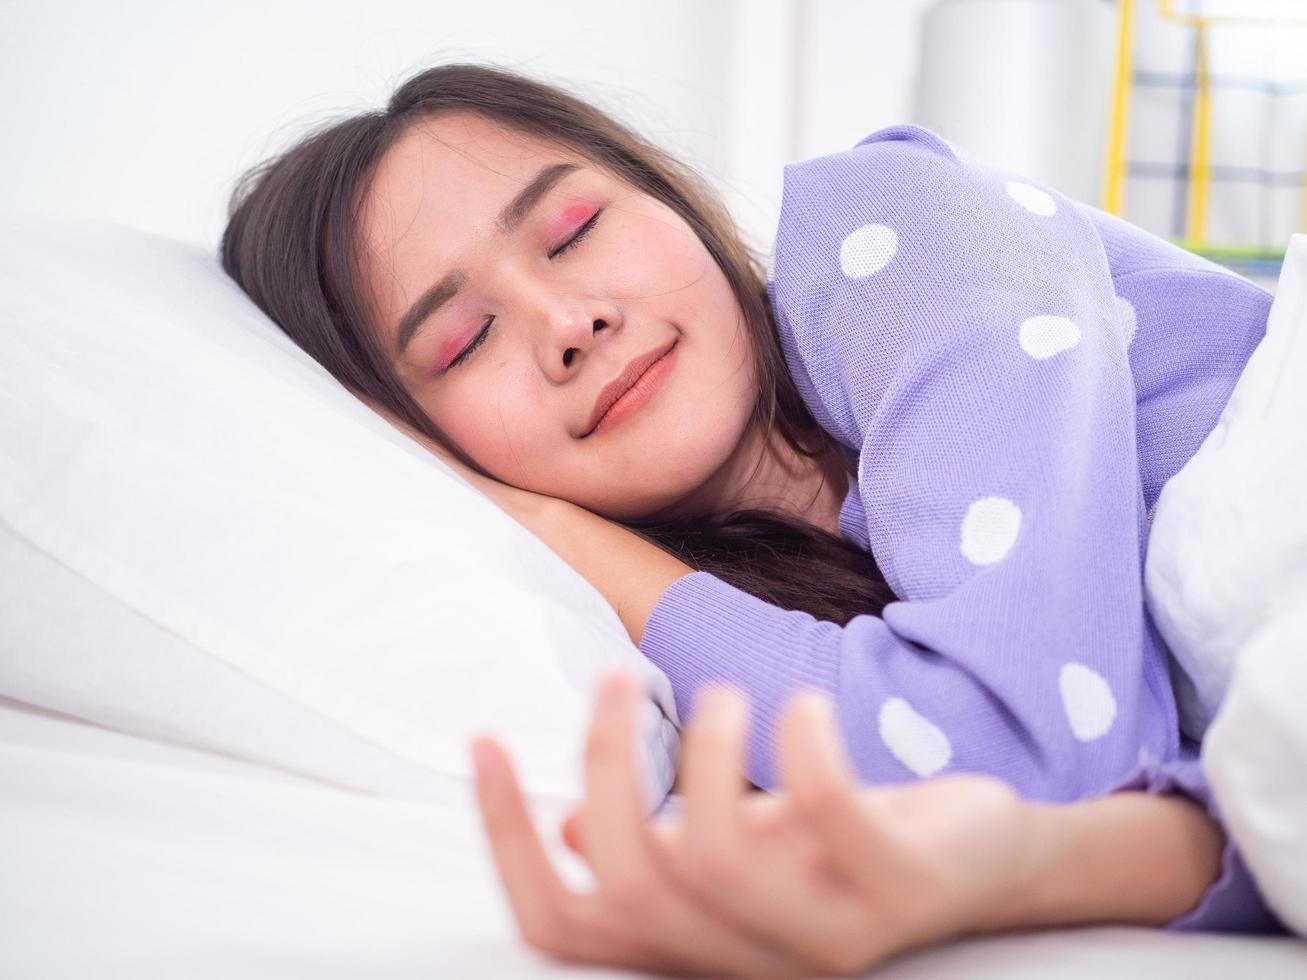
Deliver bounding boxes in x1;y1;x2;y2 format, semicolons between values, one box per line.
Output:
4;697;1305;978
1;216;1304;977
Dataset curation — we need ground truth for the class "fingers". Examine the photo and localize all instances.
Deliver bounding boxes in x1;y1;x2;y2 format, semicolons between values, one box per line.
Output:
579;673;655;891
560;809;584;857
778;693;896;894
472;734;689;972
469;736;575;941
680;685;750;879
579;672;799;978
471;679;893;979
670;686;876;972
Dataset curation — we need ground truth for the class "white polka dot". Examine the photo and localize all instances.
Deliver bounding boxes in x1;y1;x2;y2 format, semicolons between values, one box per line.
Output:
839;224;898;278
960;496;1021;565
1019;315;1081;360
878;697;952;777
1115;295;1137;347
1059;662;1117;741
1005;180;1057;216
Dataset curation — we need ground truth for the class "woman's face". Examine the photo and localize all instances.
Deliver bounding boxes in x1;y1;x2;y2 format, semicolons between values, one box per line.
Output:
357;112;759;520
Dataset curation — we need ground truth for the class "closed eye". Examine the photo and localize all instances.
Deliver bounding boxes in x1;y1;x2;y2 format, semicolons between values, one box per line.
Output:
550;208;602;259
446;209;605;371
447;316;493;370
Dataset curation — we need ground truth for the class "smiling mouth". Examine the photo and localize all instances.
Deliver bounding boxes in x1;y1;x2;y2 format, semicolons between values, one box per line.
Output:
582;340;679;438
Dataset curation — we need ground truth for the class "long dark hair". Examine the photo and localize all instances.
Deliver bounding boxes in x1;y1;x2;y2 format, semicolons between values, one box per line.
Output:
221;62;894;625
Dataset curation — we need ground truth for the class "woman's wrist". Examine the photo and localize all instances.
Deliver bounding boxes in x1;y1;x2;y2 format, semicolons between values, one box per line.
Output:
476;476;562;527
980;791;1224;933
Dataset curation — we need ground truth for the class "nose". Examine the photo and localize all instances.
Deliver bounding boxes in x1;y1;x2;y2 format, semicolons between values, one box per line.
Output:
537;294;624;380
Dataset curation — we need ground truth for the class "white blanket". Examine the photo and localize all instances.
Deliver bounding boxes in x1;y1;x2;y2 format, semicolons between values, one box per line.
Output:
3;698;1304;978
1146;234;1307;935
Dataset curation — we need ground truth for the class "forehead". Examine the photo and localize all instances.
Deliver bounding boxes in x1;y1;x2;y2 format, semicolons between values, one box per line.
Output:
360;113;584;251
357;113;594;325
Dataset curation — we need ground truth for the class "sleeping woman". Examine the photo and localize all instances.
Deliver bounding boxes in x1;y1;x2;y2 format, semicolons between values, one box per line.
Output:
221;63;1283;976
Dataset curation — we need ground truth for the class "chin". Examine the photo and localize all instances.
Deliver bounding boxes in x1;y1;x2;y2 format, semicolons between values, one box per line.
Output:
579;413;746;522
582;477;690;524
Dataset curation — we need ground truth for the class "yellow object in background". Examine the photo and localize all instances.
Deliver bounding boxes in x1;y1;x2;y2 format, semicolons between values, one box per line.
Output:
1102;0;1307;283
1101;0;1134;217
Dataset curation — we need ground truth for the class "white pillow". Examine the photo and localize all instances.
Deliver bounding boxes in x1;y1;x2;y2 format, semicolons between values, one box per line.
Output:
1203;608;1307;937
1145;236;1307;736
1145;233;1307;934
0;214;679;804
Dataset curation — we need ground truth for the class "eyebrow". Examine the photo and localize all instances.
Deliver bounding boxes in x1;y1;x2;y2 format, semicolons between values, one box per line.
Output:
393;161;581;357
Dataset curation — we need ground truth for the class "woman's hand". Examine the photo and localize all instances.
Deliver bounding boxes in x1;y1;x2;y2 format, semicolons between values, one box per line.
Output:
470;673;1039;978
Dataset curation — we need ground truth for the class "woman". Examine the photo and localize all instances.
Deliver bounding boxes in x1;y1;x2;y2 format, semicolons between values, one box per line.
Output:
221;63;1281;975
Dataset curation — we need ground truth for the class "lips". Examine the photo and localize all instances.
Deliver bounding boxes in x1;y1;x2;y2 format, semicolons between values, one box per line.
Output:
582;338;677;437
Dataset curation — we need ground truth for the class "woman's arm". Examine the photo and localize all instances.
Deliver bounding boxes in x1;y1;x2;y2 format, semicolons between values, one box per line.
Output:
493;508;1228;931
386;409;1264;947
471;675;1227;977
473;488;1230;935
994;791;1224;933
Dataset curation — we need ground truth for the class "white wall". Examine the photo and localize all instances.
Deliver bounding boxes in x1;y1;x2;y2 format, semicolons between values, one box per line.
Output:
794;0;937;158
720;0;938;256
2;1;1124;262
0;0;739;248
0;0;951;260
915;0;1114;206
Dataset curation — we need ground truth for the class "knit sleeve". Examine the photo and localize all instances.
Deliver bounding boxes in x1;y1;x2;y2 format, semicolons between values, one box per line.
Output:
637;125;1276;931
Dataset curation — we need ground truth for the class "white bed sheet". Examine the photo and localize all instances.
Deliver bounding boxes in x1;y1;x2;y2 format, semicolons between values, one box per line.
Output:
2;700;1304;979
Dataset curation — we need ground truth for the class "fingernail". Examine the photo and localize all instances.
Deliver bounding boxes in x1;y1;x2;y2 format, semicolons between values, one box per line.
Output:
802;691;834;720
695;683;743;717
469;737;499;779
596;672;630;715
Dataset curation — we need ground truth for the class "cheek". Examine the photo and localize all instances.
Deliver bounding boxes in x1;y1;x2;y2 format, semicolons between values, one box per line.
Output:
608;211;713;301
427;372;562;481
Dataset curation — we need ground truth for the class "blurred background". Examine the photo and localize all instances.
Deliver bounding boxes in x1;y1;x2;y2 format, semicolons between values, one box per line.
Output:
3;0;1305;290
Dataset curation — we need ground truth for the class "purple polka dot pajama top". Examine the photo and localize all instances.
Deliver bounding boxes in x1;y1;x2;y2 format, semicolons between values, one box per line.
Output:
637;125;1281;932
